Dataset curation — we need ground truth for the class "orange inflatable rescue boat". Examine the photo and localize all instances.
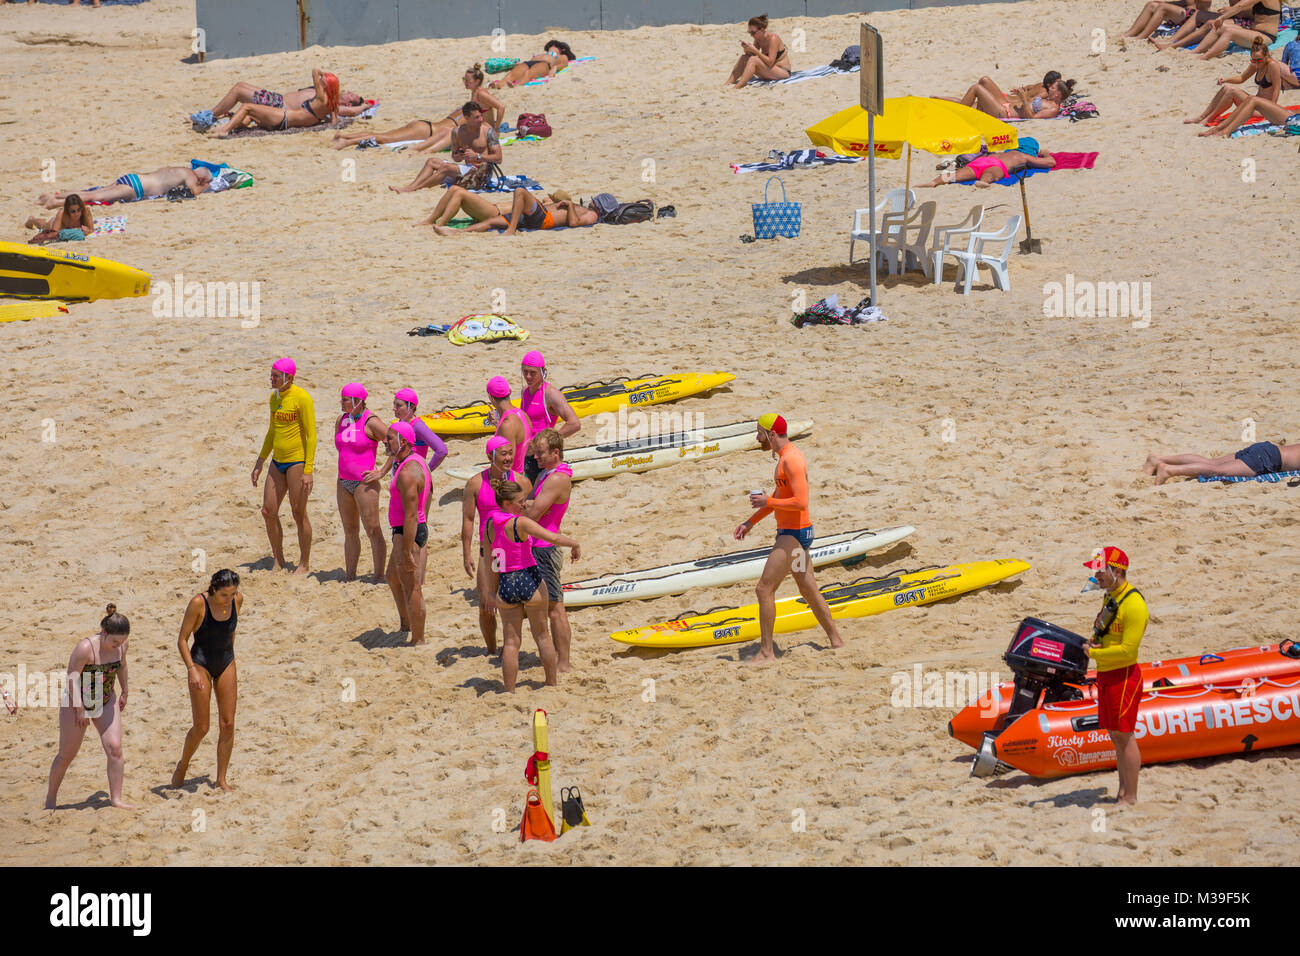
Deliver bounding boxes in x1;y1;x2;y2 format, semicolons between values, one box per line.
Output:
952;618;1300;778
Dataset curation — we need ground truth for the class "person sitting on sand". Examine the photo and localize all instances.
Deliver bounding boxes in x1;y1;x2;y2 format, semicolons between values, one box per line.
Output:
725;14;792;88
1150;1;1225;50
193;79;367;130
936;72;1076;119
210;68;340;138
1186;38;1296;129
1193;0;1282;60
389;102;503;193
422;187;600;235
1125;0;1197;39
25;194;94;243
918;140;1057;187
36;166;213;209
490;40;575;89
331;64;503;150
1144;440;1300;482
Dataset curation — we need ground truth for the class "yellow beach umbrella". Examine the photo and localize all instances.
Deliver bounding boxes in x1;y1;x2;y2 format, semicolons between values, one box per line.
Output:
807;96;1018;193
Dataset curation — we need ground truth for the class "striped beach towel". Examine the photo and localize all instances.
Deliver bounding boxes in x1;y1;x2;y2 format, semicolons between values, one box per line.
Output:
748;64;859;87
1197;471;1300;483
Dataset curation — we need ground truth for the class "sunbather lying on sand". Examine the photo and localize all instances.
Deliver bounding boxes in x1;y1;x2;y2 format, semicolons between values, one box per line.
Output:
26;194;94;239
490;41;575;88
210;68;340;137
331;65;503;150
1144;441;1300;482
1186;38;1296;129
193;78;367;130
1149;1;1224;50
917;143;1056;187
36;166;213;208
935;72;1076;119
421;187;599;235
388;103;503;192
1127;0;1201;39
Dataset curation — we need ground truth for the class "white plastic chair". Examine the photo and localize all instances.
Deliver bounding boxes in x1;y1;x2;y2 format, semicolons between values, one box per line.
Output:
849;187;914;266
878;201;937;278
948;214;1022;294
930;204;984;284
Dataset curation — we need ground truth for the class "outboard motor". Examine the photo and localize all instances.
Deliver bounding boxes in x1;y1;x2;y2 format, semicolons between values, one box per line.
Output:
971;617;1092;777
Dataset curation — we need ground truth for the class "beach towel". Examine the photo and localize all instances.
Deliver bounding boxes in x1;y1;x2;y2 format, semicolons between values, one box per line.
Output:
731;148;862;174
521;56;596;86
1231;114;1300;137
378;131;542;151
450;173;543;193
748;63;859;87
226;103;376;139
87;215;128;238
1197;470;1300;483
1229;27;1298;53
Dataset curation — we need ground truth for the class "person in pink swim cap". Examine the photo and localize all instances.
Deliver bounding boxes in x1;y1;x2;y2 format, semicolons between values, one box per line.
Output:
461;434;532;655
368;387;448;483
252;357;317;574
518;351;580;483
385;420;432;645
485;375;530;474
334;383;389;582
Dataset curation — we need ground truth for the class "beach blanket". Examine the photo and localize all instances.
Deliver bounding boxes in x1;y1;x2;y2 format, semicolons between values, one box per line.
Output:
1198;470;1300;483
521;56;596;86
444;173;542;193
87;215;128;238
731;148;862;174
748;63;860;87
227;103;376;139
1231;115;1300;137
1229;27;1298;53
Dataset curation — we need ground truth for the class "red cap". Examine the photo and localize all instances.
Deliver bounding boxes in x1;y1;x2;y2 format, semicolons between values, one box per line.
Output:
1084;546;1129;571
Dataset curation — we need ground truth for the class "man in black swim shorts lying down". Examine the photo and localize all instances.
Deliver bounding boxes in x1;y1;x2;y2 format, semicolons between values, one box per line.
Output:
1143;440;1300;484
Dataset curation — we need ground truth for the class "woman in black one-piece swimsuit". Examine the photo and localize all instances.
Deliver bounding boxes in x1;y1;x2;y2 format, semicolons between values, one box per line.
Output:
172;569;243;792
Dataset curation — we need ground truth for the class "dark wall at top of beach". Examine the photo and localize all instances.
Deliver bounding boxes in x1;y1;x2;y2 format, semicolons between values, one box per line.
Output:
195;0;1012;60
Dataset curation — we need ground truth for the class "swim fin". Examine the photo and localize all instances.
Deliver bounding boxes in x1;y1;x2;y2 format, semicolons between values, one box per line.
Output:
520;787;557;842
559;785;592;835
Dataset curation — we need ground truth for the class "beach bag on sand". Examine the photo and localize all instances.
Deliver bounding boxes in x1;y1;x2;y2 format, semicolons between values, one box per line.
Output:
830;44;861;70
453;162;503;191
516;113;552;138
751;176;800;239
485;57;519;74
602;199;655;225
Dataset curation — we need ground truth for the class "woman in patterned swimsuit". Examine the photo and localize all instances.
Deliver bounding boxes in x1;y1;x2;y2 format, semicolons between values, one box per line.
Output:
45;604;132;810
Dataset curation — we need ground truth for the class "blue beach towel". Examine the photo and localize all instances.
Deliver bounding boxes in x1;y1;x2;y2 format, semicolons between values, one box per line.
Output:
1197;470;1300;483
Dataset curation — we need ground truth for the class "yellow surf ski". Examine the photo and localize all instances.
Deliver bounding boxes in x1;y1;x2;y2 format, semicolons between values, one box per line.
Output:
423;371;734;436
0;242;150;302
609;559;1031;649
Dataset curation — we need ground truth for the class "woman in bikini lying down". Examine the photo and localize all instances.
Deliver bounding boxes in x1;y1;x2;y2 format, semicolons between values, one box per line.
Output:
917;143;1057;188
331;64;504;150
211;68;340;137
935;71;1076;119
489;40;575;89
421;187;600;235
1186;37;1296;130
194;79;366;129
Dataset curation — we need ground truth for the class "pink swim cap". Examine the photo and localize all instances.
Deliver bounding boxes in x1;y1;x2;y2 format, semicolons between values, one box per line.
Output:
390;421;416;446
521;350;545;369
272;357;296;376
486;435;511;460
486;375;512;398
341;382;367;400
394;387;419;407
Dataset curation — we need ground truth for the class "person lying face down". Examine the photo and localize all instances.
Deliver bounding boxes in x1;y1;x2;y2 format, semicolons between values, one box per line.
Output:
421;187;601;235
917;139;1057;188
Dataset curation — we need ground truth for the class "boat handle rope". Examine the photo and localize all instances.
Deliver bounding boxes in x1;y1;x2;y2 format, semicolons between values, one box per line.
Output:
1042;674;1300;710
1200;654;1225;664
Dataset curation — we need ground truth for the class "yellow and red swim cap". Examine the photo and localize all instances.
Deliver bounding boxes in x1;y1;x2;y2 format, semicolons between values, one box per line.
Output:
758;413;787;436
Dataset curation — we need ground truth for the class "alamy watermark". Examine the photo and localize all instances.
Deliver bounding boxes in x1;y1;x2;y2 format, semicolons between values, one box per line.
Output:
1043;274;1151;327
152;272;260;328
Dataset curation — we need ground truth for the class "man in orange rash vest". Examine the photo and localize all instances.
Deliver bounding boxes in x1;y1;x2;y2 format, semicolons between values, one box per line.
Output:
734;413;842;664
1084;546;1149;806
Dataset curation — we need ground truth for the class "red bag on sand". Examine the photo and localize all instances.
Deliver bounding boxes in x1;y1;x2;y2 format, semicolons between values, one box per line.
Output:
520;787;557;842
516;113;552;138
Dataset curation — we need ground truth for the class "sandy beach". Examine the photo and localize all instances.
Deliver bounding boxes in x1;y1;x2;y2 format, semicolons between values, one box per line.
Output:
1;0;1298;865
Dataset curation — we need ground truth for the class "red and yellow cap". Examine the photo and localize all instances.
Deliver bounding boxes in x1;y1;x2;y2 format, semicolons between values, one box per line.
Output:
758;413;787;436
1084;546;1129;571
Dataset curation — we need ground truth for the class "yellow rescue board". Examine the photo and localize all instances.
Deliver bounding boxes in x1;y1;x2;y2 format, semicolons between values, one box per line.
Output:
0;241;151;302
423;371;734;436
609;559;1031;649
